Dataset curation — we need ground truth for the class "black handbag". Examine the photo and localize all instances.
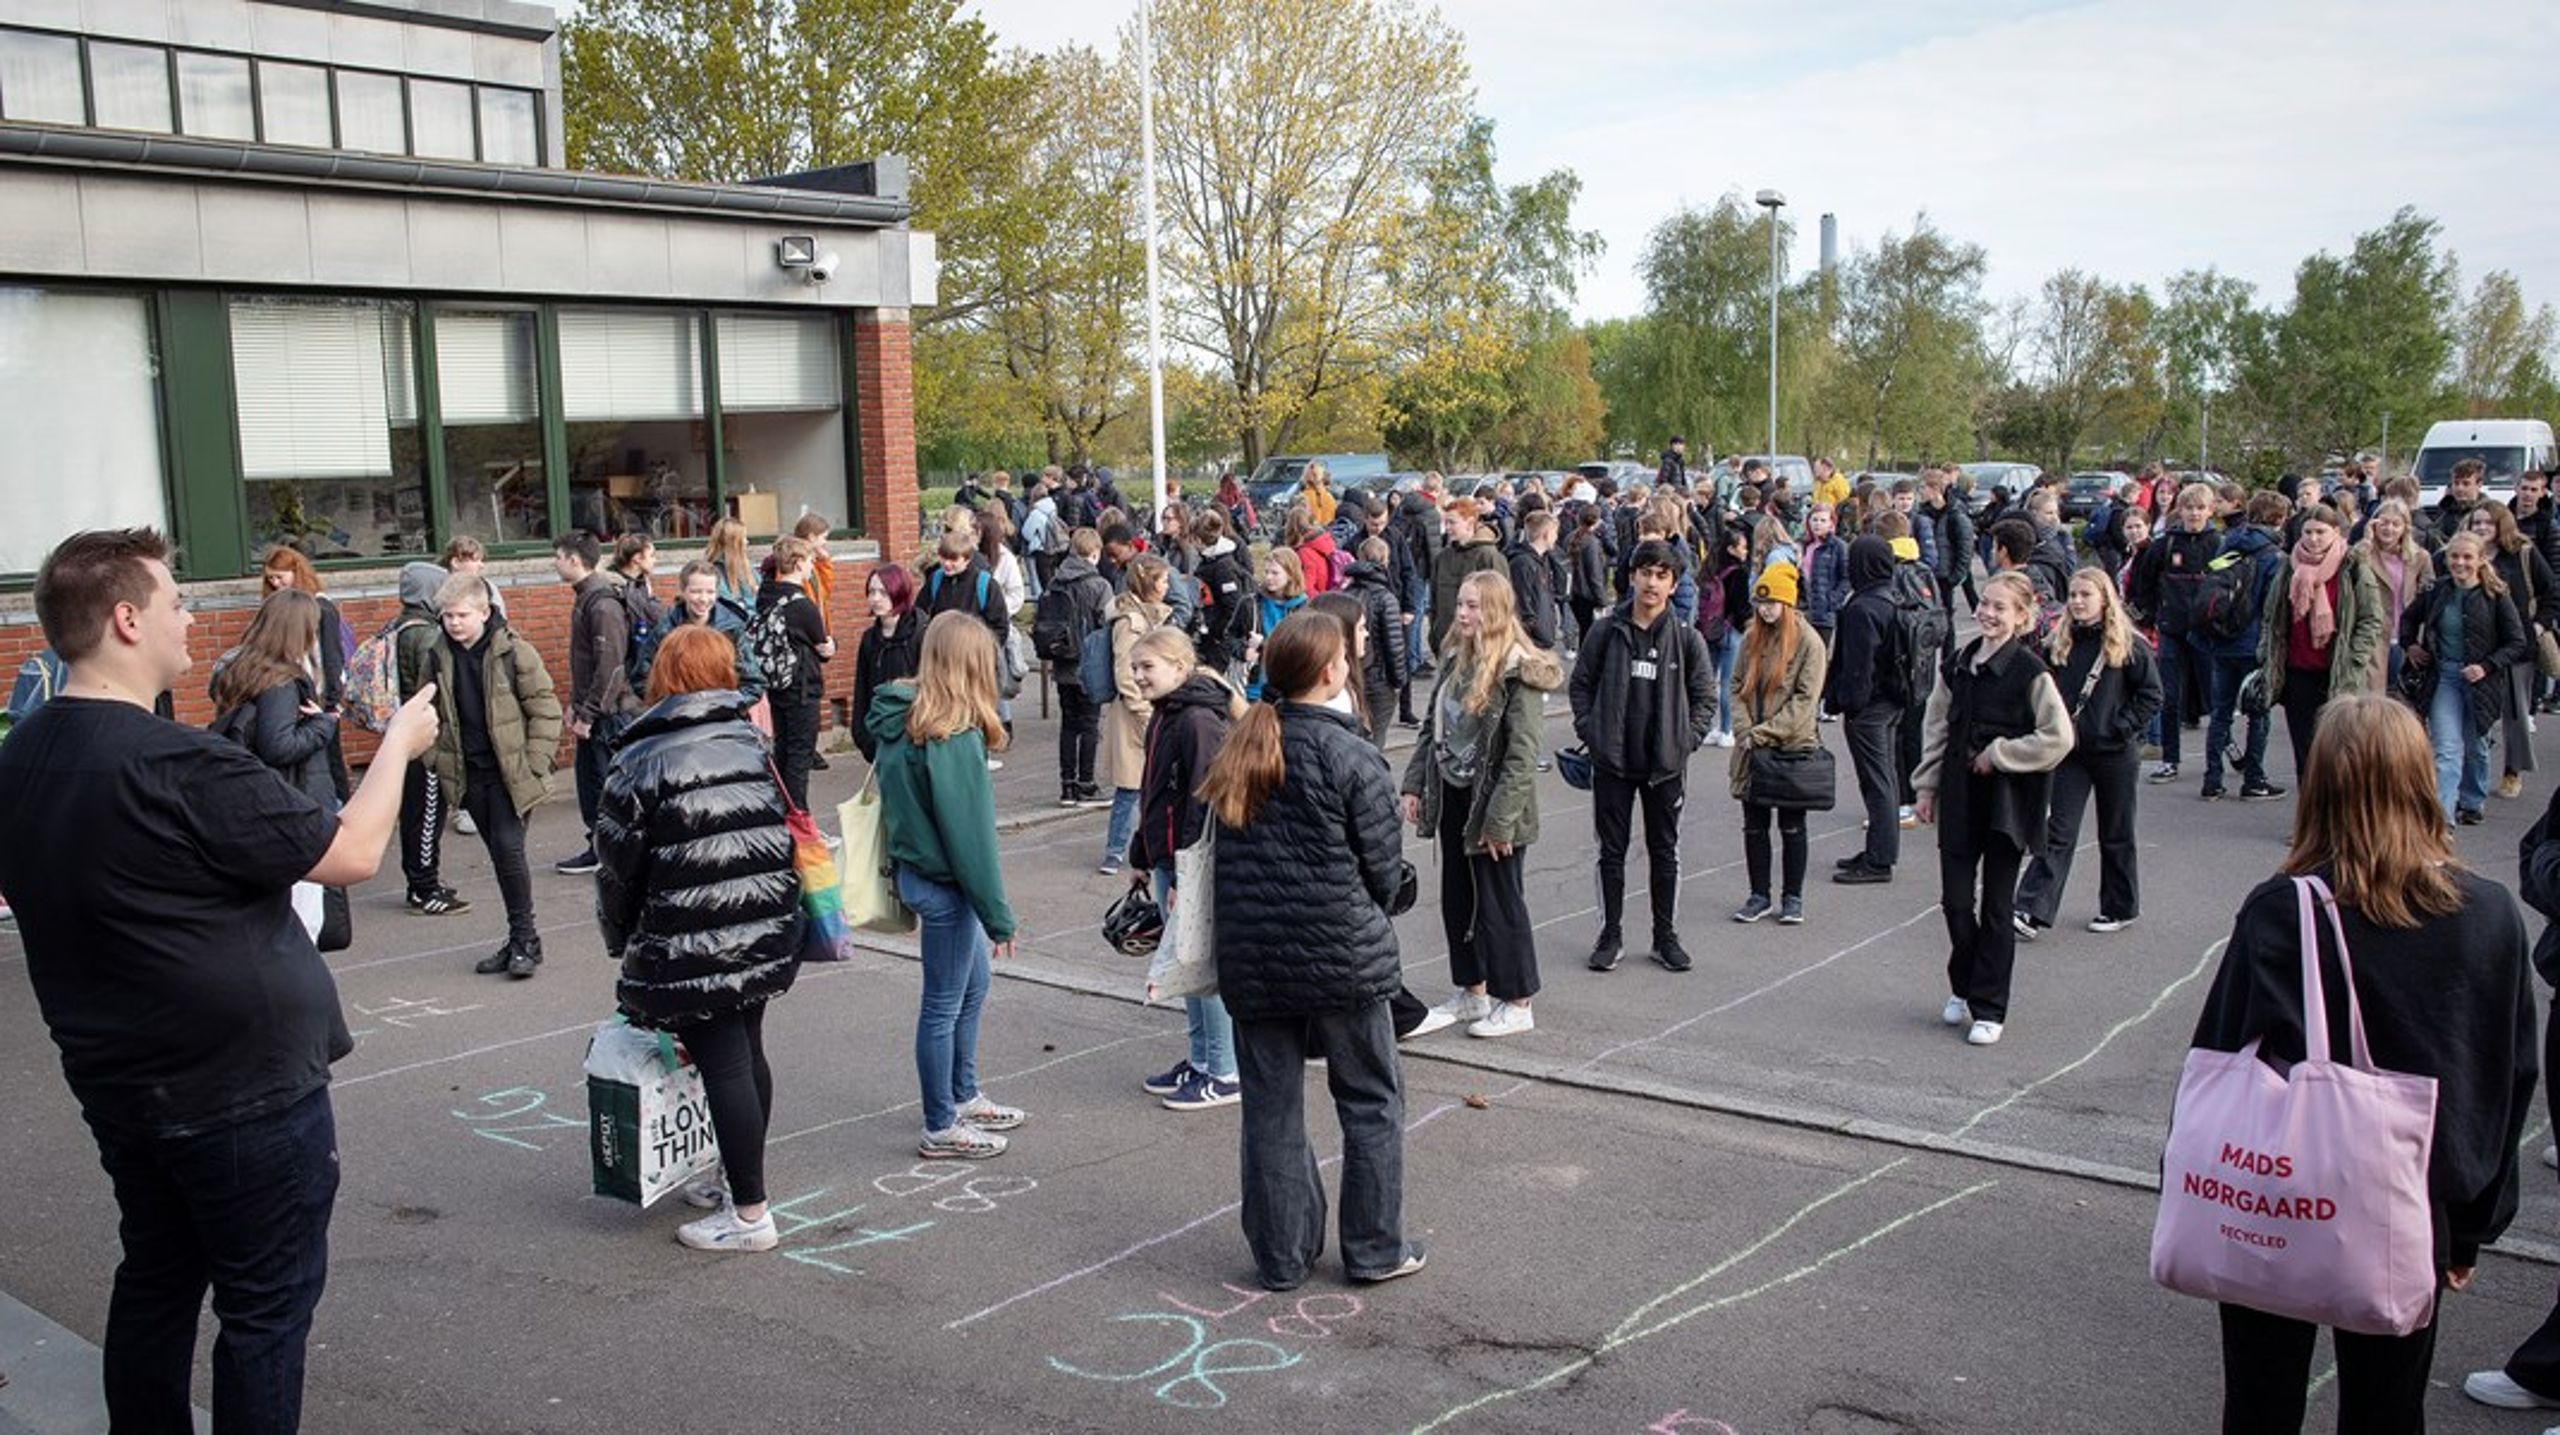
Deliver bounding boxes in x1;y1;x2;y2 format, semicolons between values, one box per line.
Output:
1746;745;1837;811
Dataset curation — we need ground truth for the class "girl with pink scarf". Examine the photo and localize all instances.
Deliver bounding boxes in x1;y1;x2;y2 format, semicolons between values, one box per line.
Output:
2258;503;2385;784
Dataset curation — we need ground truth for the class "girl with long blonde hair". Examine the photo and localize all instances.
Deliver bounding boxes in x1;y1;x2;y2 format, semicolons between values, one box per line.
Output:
868;610;1020;1161
1914;570;2076;1045
2401;532;2526;823
2015;567;2163;940
1401;570;1564;1038
2191;691;2534;1430
2354;497;2433;694
1198;609;1420;1288
1728;562;1826;925
705;518;756;605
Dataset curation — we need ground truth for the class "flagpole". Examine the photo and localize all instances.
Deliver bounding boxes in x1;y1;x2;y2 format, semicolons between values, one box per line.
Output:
1138;0;1169;519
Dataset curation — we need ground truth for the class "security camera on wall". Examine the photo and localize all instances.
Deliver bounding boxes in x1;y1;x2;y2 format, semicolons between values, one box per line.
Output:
806;252;840;285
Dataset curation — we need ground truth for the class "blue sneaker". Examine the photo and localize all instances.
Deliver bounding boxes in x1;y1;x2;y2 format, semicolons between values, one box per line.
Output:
1141;1060;1195;1097
1162;1068;1242;1112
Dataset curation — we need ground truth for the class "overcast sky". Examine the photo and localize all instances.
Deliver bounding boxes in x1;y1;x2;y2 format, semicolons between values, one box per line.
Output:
964;0;2559;327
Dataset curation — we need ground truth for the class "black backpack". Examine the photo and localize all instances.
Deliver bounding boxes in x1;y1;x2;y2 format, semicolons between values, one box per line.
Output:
1032;579;1094;663
617;580;664;690
1880;563;1952;708
750;590;806;692
2196;549;2265;644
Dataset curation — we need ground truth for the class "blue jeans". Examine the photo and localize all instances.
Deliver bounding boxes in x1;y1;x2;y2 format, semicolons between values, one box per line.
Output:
1104;786;1140;864
2430;674;2491;818
2157;634;2201;766
1405;575;1430;672
86;1086;339;1433
1711;628;1740;734
2207;654;2270;790
899;865;991;1133
1158;867;1236;1080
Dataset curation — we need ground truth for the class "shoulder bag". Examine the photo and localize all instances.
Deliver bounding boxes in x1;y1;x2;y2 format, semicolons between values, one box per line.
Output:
837;764;915;936
2149;874;2439;1336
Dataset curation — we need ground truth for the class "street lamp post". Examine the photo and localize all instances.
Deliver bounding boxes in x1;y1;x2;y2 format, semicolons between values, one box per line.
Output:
1755;189;1786;464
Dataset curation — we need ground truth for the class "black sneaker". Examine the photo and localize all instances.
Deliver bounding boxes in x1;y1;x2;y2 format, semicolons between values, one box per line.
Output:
2239;780;2286;801
1587;932;1623;972
406;886;470;916
555;847;601;875
1833;852;1866;870
506;936;543;979
1058;785;1082;808
2199;785;2226;802
1833;860;1891;885
472;942;516;975
810;751;832;771
2147;764;2180;785
2458;807;2486;826
1652;934;1693;971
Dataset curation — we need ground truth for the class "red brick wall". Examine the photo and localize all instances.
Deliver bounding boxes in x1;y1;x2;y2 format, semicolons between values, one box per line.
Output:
0;557;884;767
854;311;921;568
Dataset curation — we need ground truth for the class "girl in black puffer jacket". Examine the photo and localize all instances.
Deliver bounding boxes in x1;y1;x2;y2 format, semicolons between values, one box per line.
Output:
1199;609;1421;1291
597;625;805;1255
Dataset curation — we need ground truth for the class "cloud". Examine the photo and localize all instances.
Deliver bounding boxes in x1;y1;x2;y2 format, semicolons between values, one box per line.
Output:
967;0;2560;326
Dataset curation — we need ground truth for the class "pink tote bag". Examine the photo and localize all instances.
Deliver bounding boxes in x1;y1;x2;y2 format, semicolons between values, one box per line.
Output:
2150;875;2440;1336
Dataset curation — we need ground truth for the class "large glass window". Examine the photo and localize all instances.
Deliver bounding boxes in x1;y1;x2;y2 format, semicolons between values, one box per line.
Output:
258;60;331;147
477;86;539;165
558;310;711;540
335;69;404;155
175;51;253;140
230;298;427;560
408;77;473;160
716;314;845;536
0;289;168;575
0;28;84;125
435;309;548;545
87;41;171;133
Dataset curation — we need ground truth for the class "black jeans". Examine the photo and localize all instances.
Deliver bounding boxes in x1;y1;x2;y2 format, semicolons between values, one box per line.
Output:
397;760;445;898
1592;766;1684;943
1941;827;2025;1022
1234;1002;1407;1289
1742;800;1808;900
1057;681;1101;786
572;711;629;841
1845;704;1901;870
678;1003;774;1208
1362;677;1395;749
769;683;821;811
86;1087;338;1434
461;763;537;941
1436;787;1540;1002
2014;749;2140;927
2218;1299;2438;1434
1897;695;1927;806
2280;665;2330;784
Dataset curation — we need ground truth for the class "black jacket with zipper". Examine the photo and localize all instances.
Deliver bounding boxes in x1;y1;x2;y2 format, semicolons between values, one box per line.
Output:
1126;673;1235;875
1342;561;1410;690
2047;625;2164;756
1569;605;1713;782
2400;580;2528;737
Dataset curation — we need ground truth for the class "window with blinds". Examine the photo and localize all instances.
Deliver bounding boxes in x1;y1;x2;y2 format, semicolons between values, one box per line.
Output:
559;310;702;420
229;300;417;480
435;310;537;425
716;314;840;412
0;288;169;574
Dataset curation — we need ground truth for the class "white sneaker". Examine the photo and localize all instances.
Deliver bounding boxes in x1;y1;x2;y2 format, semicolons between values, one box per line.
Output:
1941;995;1970;1026
680;1171;727;1210
1711;730;1735;748
2462;1369;2560;1410
1402;1007;1458;1039
2545;1144;2558;1171
2087;914;2135;934
954;1093;1026;1131
2012;914;2039;942
676;1206;778;1252
455;809;478;836
1966;1020;2004;1046
986;757;1005;772
1430;990;1495;1027
1466;1001;1535;1038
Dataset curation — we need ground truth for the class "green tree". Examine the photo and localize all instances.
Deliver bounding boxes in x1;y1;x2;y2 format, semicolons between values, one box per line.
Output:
2452;269;2560;417
2023;270;2159;474
2242;206;2457;465
2148;268;2257;466
1829;215;1987;468
1144;0;1471;467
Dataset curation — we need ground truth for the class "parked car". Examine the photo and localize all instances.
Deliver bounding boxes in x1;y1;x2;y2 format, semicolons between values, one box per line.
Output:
1574;459;1652;491
1245;452;1392;529
2413;419;2551;512
2061;471;2124;523
1957;461;2045;515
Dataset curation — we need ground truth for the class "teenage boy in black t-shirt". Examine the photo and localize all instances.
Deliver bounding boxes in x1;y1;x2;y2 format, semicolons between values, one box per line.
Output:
0;528;438;1433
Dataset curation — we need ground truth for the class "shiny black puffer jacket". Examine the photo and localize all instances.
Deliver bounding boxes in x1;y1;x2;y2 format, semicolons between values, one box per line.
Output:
596;690;803;1028
1212;702;1403;1021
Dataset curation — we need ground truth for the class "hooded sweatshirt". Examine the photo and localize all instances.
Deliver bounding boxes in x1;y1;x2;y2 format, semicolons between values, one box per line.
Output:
864;682;1014;942
1125;672;1238;874
395;561;451;698
1830;537;1902;715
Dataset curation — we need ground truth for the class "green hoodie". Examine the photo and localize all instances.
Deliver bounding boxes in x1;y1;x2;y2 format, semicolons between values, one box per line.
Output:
864;681;1015;942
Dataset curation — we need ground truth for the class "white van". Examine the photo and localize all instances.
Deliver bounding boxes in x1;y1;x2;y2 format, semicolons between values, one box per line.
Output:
2412;418;2556;511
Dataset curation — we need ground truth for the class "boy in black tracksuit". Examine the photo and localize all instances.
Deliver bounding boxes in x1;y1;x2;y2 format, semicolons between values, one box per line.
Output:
1343;540;1409;749
1830;537;1904;883
1570;540;1715;972
755;538;833;810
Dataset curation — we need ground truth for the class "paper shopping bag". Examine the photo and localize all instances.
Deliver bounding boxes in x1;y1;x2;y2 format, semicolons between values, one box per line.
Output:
584;1020;720;1208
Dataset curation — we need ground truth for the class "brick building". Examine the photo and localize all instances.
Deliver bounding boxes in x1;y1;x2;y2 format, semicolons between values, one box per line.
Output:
0;0;929;752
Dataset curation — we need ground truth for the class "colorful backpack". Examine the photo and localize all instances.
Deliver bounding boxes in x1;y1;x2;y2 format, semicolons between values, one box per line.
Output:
344;618;425;732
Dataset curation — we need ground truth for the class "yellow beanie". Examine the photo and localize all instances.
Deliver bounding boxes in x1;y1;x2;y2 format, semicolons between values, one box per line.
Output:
1754;560;1801;607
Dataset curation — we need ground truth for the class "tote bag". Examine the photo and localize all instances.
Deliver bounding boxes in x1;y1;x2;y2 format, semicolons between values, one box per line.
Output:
767;760;854;963
837;768;915;936
1147;829;1218;1003
2149;875;2439;1336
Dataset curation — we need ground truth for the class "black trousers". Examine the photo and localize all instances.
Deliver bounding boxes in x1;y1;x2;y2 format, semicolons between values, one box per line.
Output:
1057;682;1101;785
1742;801;1808;900
460;763;538;941
2498;994;2560;1398
1941;825;2025;1022
1362;676;1395;749
1234;1003;1406;1288
2013;749;2140;927
1897;695;1927;806
2281;665;2331;784
1846;704;1901;870
398;760;445;898
1436;787;1540;1002
678;1003;774;1208
1592;767;1684;942
769;682;821;811
1570;596;1599;651
2218;1300;2439;1435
